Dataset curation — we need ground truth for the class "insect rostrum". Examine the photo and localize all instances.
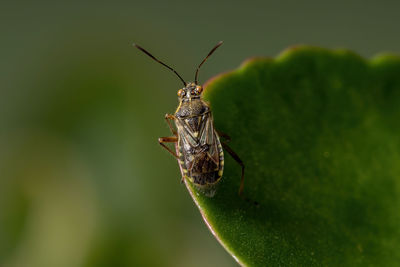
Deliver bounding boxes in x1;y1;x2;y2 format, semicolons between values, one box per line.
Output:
134;41;245;197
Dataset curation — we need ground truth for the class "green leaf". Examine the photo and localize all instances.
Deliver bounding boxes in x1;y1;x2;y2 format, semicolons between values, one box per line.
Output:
184;46;400;266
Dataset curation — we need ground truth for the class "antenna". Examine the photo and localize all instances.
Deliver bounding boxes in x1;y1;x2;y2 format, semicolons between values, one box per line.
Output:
194;41;223;84
133;43;187;87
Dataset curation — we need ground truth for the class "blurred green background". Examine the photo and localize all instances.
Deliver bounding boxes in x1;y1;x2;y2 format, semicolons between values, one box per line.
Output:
1;1;400;266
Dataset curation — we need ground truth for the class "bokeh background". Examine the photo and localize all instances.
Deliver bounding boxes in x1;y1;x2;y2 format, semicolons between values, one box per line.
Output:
1;1;400;266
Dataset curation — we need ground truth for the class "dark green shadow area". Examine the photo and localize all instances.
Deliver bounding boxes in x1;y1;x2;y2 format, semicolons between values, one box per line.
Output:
185;47;400;266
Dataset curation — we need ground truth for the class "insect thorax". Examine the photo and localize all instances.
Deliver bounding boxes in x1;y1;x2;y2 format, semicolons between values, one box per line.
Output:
175;98;210;133
175;98;210;118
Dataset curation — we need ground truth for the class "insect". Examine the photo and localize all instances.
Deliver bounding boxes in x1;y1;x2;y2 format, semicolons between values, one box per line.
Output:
134;41;245;197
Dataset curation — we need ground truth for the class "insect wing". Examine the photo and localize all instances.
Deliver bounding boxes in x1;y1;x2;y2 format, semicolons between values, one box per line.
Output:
176;113;220;170
198;113;220;165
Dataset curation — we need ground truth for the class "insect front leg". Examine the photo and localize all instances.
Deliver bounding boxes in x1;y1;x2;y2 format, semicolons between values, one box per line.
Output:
165;114;177;135
159;136;178;158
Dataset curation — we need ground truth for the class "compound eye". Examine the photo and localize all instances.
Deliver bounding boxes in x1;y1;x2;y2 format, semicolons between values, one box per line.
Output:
195;86;203;94
177;89;185;97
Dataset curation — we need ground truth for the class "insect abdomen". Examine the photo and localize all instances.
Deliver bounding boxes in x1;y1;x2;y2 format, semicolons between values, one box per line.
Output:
177;137;224;197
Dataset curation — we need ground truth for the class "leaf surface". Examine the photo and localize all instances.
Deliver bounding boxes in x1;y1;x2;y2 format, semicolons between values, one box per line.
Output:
185;47;400;266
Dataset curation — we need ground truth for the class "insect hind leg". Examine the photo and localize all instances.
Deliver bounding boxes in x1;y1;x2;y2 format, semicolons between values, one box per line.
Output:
216;130;231;143
221;142;244;195
222;142;259;206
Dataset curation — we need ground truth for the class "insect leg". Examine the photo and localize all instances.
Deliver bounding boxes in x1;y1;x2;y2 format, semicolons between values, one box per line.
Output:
159;136;178;158
221;142;244;196
165;114;177;135
222;143;259;205
216;130;231;143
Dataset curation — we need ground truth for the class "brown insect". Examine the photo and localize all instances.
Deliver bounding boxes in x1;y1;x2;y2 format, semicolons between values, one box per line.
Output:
134;41;245;197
